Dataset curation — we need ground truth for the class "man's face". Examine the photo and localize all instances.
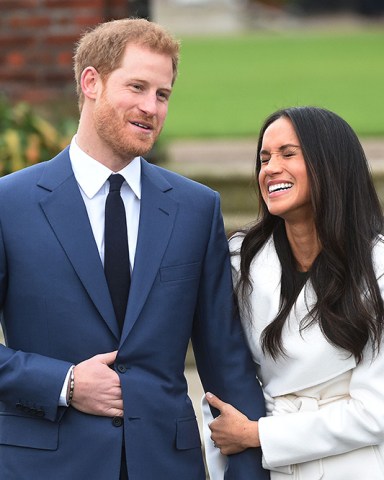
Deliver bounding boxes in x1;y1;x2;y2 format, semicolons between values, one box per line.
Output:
93;44;173;162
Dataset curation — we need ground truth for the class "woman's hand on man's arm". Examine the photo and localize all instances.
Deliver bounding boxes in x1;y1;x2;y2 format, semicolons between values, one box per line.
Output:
205;392;261;455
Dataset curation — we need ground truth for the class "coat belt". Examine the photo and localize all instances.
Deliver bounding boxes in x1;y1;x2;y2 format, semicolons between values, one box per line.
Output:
263;393;350;478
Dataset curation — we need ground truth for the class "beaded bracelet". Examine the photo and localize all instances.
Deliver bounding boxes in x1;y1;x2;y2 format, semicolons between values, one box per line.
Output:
67;366;75;406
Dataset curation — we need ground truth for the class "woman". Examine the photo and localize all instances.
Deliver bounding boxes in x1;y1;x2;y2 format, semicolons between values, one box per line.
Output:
203;106;384;479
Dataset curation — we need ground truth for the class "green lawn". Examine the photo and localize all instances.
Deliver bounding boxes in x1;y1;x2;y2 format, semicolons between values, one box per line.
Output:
162;29;384;140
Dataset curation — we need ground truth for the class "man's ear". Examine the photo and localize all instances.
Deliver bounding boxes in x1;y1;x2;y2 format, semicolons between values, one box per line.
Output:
80;66;101;101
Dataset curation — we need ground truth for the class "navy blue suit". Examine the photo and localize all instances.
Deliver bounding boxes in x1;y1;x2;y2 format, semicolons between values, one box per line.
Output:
0;148;268;479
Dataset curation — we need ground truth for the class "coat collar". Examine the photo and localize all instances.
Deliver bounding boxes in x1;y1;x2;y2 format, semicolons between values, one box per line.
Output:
37;150;178;342
242;236;356;397
121;159;178;343
37;148;120;338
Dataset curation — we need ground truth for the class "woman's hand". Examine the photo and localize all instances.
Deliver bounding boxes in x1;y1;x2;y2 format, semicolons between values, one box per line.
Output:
206;392;261;455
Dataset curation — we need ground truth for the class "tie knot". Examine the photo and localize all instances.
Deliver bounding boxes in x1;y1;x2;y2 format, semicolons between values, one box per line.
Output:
108;174;125;192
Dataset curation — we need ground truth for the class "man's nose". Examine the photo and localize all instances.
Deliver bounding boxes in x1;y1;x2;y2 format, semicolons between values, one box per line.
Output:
138;93;157;115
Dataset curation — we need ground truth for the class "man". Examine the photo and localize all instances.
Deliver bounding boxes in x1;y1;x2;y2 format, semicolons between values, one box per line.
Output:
0;18;268;479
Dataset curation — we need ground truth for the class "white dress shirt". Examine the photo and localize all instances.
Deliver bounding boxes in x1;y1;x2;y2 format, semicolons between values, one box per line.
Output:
69;135;141;267
59;136;142;405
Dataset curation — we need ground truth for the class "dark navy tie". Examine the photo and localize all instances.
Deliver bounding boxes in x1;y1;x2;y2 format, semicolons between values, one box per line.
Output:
104;174;130;331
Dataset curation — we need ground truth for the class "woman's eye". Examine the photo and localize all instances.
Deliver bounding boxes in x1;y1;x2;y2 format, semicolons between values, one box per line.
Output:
260;157;270;165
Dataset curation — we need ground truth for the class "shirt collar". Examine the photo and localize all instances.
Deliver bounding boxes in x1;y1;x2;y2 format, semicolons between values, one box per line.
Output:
69;136;142;199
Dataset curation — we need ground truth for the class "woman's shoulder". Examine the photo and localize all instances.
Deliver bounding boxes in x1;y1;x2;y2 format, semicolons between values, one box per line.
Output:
228;231;275;256
228;231;246;254
372;235;384;274
228;231;277;279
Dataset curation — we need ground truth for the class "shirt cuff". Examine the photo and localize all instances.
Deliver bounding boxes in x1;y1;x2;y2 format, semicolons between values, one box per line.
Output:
59;365;74;406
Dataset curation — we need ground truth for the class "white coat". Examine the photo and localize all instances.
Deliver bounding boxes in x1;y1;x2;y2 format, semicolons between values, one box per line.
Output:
203;234;384;479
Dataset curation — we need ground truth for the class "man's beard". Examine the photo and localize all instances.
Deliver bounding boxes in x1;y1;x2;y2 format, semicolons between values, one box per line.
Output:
94;95;159;162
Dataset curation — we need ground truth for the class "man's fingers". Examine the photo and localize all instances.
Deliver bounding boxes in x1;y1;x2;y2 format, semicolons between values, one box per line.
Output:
205;392;227;412
107;408;124;418
97;350;118;365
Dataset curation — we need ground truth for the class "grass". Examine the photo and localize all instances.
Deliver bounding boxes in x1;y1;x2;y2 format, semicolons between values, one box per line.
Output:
162;29;384;140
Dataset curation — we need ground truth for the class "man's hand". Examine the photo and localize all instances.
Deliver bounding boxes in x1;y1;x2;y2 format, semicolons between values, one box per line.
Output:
206;392;260;455
71;351;123;417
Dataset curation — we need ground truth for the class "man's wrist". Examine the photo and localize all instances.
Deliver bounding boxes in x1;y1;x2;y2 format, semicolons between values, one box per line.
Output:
66;366;75;406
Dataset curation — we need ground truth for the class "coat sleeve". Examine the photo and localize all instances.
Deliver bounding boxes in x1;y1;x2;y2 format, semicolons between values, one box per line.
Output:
259;256;384;468
259;335;384;468
201;394;227;479
0;218;72;422
191;191;269;480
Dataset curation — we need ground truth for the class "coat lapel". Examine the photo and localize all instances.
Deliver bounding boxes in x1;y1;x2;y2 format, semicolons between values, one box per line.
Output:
121;160;178;342
37;149;120;339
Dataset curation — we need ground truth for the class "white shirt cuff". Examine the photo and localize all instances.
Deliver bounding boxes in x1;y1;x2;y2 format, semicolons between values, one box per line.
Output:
59;365;74;406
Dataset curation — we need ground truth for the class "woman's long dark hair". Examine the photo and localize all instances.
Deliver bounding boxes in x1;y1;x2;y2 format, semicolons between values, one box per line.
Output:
238;106;384;361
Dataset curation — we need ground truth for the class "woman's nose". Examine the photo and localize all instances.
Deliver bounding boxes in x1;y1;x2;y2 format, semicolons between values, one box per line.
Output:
264;153;283;174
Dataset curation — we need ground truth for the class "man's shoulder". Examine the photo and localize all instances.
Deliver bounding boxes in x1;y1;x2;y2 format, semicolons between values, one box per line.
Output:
0;148;72;209
143;160;216;197
0;147;69;187
0;160;47;188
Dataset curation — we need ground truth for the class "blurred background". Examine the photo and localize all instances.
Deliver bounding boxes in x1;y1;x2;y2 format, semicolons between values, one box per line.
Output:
1;0;384;454
1;0;383;230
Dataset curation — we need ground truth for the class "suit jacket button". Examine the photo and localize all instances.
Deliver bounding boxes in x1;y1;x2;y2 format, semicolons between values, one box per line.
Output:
117;364;127;373
112;417;123;427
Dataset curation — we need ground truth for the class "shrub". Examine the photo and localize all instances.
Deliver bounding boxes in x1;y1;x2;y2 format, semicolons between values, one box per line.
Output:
0;97;76;176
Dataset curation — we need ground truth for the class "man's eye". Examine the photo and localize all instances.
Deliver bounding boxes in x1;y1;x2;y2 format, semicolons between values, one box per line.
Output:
260;157;270;165
157;92;169;101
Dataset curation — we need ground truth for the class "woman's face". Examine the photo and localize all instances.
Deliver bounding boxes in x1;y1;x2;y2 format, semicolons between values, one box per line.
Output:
258;117;313;224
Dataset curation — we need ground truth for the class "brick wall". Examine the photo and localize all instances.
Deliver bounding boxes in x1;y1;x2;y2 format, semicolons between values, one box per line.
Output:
0;0;148;104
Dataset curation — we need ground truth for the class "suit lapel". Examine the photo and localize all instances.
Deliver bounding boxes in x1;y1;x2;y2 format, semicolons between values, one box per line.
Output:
121;160;178;342
37;149;120;339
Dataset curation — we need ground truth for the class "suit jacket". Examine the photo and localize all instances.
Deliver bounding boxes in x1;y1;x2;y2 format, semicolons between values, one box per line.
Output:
0;148;268;480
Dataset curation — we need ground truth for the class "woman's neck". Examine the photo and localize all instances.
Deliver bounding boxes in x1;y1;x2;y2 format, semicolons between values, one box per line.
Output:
285;221;321;272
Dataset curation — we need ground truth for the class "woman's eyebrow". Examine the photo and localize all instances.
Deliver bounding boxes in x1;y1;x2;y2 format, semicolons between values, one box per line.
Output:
260;144;301;154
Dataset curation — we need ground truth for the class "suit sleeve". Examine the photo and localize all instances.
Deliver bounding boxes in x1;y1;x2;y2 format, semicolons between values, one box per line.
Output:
191;191;269;479
0;220;72;422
